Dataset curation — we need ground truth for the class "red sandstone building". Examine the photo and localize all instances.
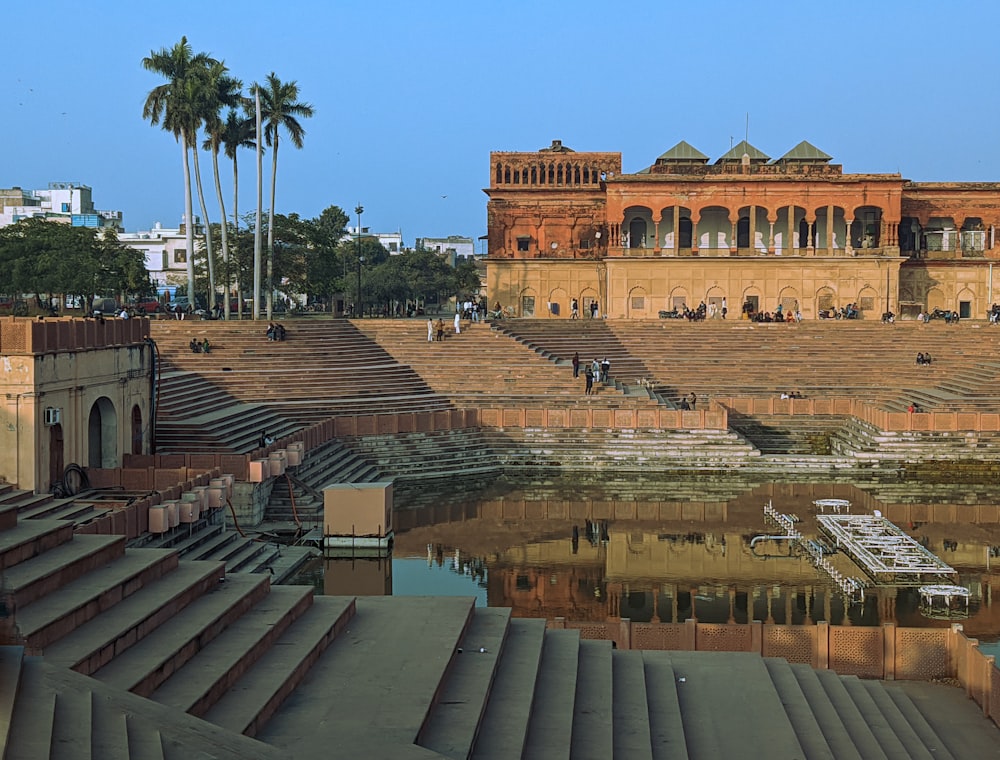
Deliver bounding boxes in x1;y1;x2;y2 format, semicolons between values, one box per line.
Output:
486;139;1000;320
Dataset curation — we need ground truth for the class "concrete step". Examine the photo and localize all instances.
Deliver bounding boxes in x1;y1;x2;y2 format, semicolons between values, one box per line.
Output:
0;647;23;757
668;651;802;760
0;519;75;571
470;618;547;760
610;650;653;760
16;548;180;650
41;560;224;673
2;534;126;607
179;525;240;560
50;683;92;760
125;713;166;760
641;651;688;760
786;663;864;760
418;606;511;759
838;675;914;759
91;689;131;760
762;658;836;760
4;655;57;760
812;668;888;760
521;629;580;760
202;595;356;737
252;596;473;755
883;681;989;760
570;638;614;760
859;680;937;760
151;585;316;716
879;682;956;760
90;573;271;696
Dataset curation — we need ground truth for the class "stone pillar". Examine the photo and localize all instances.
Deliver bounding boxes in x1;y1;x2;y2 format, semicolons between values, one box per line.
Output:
768;219;776;254
826;205;835;251
653;216;661;253
749;205;757;253
673;206;680;255
691;218;699;254
806;218;816;253
730;219;738;253
845;219;854;255
789;208;797;254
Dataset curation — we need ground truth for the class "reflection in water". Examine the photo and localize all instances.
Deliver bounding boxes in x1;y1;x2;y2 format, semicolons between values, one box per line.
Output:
295;476;1000;637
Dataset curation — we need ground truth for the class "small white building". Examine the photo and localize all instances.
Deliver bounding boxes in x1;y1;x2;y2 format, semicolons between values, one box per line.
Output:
415;235;476;261
346;226;403;254
117;217;203;293
0;182;122;230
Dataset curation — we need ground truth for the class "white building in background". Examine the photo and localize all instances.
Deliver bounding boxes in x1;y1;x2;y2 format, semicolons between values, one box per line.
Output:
117;217;203;294
0;182;122;230
415;235;476;261
346;226;403;254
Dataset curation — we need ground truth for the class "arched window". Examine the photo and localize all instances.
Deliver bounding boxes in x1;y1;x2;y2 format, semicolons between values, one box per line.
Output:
495;164;502;184
531;166;538;184
504;167;511;184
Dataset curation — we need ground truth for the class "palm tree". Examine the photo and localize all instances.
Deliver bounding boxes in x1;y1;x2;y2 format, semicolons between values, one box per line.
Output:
141;37;218;305
255;72;314;318
201;63;245;319
221;108;256;318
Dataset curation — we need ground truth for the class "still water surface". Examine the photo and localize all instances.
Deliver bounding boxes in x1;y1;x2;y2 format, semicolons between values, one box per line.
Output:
291;474;1000;637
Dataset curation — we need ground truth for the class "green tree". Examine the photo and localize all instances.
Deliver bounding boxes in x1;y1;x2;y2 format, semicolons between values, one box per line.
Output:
142;37;218;306
255;72;314;318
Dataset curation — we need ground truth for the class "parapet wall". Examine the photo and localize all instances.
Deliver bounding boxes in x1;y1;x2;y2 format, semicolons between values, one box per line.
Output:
0;316;150;354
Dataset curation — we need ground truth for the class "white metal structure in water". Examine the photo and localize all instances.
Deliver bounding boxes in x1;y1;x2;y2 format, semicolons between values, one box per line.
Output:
817;513;956;585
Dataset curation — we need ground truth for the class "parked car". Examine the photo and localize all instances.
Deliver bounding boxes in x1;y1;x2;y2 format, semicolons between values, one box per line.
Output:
132;297;164;314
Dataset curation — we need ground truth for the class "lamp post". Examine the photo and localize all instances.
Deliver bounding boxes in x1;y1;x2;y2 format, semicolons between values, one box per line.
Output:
355;204;364;316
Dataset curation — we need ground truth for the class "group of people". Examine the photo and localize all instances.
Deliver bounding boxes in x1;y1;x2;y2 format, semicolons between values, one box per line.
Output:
679;391;698;410
189;337;211;354
568;298;600;320
427;315;460;341
915;352;933;365
779;390;805;399
266;322;287;341
574;353;611;394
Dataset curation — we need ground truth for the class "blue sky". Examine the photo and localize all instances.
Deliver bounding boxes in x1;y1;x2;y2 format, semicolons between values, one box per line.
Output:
4;0;999;246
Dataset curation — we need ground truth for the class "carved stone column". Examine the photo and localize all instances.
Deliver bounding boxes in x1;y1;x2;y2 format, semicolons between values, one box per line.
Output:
845;219;854;255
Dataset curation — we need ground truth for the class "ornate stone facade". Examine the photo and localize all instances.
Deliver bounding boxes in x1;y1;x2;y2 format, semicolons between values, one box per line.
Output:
486;139;1000;320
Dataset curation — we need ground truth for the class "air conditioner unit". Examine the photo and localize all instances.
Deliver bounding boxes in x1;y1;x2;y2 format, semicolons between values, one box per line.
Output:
43;407;61;426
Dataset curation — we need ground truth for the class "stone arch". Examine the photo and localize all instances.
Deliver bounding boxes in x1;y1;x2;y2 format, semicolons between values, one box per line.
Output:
816;286;837;313
668;286;689;312
741;286;763;317
579;287;599;317
131;404;143;455
547;287;568;318
697;205;732;250
624;206;652;249
705;286;727;318
627;285;648;318
853;205;883;248
777;287;800;315
856;286;879;317
926;287;946;311
956;286;976;319
87;396;118;469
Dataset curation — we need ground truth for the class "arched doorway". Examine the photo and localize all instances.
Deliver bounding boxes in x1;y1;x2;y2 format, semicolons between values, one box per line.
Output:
628;218;648;249
88;396;118;469
49;424;64;489
131;405;143;455
737;217;751;249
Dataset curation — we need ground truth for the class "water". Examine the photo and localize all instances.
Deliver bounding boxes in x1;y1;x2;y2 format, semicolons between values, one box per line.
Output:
291;474;1000;634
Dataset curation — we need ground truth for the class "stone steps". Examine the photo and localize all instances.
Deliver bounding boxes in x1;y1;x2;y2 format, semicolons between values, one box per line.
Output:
201;595;356;737
417;607;511;759
469;618;547;760
521;629;580;760
2;533;126;607
41;560;225;674
16;548;181;650
89;573;271;696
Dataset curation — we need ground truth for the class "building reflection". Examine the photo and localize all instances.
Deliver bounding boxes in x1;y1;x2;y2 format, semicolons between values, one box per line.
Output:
320;478;1000;636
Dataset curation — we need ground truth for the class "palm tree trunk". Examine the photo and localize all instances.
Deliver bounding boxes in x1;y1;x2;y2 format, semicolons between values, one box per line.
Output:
191;145;215;311
182;138;196;305
211;142;230;320
253;89;263;320
233;155;242;319
266;133;278;320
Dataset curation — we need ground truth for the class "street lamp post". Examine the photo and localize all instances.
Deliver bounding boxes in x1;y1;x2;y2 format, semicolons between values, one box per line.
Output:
355;204;364;316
